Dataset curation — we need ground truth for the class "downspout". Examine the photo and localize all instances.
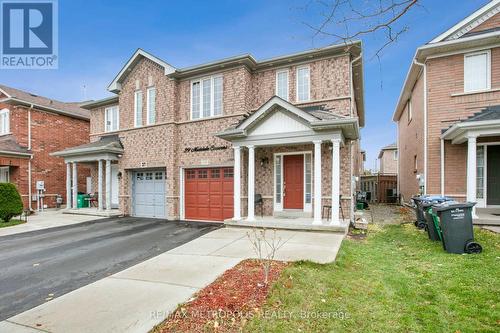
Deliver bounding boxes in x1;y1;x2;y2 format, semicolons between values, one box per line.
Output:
28;104;33;211
413;58;427;195
440;138;445;196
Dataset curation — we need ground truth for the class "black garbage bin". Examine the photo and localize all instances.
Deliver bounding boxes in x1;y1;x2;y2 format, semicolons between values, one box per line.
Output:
433;202;482;254
412;196;427;229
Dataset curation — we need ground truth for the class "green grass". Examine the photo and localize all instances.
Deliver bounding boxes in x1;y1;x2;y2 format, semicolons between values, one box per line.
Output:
246;224;500;332
0;219;26;228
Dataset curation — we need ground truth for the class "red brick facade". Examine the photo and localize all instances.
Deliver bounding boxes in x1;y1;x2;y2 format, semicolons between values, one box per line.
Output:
0;97;90;209
88;49;363;220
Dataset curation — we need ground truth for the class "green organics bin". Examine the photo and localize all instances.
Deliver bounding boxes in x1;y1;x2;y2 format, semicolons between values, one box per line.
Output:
77;194;89;208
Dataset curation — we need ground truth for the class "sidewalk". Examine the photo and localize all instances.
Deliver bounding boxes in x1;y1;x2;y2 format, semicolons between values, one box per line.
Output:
0;210;105;237
0;227;344;333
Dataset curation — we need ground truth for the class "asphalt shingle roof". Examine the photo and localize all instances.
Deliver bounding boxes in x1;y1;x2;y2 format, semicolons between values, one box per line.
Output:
0;134;31;155
0;84;89;119
442;105;500;133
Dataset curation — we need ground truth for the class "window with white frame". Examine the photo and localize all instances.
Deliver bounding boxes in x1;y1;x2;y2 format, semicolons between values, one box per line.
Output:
275;156;282;204
464;50;490;93
147;87;156;125
134;90;143;127
276;70;289;100
407;98;412;122
0;109;9;135
191;75;223;120
476;146;485;199
305;154;312;204
393;150;398;160
296;66;310;102
104;106;119;132
0;166;9;183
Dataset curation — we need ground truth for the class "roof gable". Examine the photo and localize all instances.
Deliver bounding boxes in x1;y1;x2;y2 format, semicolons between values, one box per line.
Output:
429;0;500;43
248;109;312;136
108;49;175;93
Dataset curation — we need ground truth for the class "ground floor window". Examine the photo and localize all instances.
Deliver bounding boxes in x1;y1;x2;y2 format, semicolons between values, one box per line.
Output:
477;145;485;199
0;167;9;183
275;156;282;205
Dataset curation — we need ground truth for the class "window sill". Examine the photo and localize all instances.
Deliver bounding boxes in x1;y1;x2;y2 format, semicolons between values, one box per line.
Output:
451;88;500;97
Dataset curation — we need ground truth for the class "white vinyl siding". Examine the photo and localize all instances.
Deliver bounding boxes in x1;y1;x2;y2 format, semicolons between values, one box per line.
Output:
276;70;289;100
134;91;143;127
104;106;119;132
296;66;310;102
191;75;223;120
0;109;9;135
464;50;491;93
147;87;156;125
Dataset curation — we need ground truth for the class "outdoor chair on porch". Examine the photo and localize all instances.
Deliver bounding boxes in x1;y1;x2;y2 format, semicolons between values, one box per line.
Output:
255;194;264;218
322;195;344;221
87;192;98;208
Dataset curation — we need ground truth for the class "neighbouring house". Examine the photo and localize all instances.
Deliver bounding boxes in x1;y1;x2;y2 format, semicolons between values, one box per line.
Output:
54;41;365;226
378;143;398;175
393;0;500;220
0;84;90;210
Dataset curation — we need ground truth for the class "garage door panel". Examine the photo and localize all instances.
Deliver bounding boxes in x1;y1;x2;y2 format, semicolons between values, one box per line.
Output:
184;168;233;222
133;170;166;218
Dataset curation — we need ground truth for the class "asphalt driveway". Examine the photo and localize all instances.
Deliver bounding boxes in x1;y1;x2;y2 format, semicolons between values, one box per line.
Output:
0;217;220;321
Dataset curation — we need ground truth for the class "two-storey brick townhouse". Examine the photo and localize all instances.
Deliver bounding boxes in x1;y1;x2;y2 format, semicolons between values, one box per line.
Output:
378;143;398;175
394;0;500;221
0;84;90;210
55;41;365;226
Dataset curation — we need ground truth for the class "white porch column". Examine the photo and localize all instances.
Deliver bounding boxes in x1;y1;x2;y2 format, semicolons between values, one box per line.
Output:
467;135;477;217
313;140;322;225
331;138;341;225
247;145;255;221
233;146;241;220
105;160;111;211
98;160;103;211
72;162;78;209
66;162;72;209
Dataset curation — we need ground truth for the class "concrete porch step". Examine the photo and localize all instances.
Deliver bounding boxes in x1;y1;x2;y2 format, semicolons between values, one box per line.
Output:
63;208;122;218
224;218;348;233
273;210;313;219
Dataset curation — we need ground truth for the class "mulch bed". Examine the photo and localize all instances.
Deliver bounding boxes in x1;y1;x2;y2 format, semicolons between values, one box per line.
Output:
153;259;288;333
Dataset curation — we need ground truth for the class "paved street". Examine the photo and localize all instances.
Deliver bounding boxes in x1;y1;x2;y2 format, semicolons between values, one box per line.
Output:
0;217;220;321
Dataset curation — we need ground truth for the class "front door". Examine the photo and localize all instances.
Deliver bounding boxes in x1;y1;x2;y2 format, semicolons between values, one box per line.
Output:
487;145;500;205
283;155;304;209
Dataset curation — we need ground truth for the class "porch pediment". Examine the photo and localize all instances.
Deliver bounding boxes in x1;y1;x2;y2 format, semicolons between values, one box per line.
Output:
216;96;359;145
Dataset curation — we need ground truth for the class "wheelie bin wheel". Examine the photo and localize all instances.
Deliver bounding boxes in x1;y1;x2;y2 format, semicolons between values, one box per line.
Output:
465;241;482;254
417;222;426;229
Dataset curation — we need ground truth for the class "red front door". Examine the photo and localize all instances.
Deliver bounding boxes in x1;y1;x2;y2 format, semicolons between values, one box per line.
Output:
283;155;304;209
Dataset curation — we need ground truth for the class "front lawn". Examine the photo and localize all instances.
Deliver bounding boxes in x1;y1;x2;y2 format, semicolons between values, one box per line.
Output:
246;224;500;332
0;219;26;228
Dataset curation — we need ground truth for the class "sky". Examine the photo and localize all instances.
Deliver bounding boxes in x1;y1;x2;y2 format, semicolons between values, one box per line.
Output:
0;0;491;168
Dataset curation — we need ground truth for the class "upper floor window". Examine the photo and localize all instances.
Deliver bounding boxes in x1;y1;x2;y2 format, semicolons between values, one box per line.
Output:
147;87;156;125
134;90;143;127
191;75;223;120
296;66;310;102
0;109;9;135
393;150;398;160
407;98;412;122
104;106;119;132
276;69;289;100
464;50;490;93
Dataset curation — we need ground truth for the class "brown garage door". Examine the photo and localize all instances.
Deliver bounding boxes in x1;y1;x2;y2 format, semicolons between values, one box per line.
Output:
185;167;234;221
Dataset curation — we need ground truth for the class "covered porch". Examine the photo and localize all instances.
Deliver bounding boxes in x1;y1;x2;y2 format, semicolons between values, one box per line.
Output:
217;96;360;231
52;135;124;216
441;106;500;224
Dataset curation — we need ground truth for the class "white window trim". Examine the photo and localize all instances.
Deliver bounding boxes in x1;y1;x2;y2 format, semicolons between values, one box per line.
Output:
0;108;10;135
408;98;412;123
296;65;311;102
464;49;491;93
393;150;398;161
146;86;156;125
190;75;223;120
0;166;9;183
275;69;289;101
104;106;119;133
134;90;143;128
273;151;312;213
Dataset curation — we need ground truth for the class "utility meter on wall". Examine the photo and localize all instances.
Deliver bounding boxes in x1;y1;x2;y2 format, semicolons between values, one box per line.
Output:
36;181;45;191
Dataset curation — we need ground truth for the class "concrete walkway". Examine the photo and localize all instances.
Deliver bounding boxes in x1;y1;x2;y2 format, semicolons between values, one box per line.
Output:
1;227;344;333
0;210;105;237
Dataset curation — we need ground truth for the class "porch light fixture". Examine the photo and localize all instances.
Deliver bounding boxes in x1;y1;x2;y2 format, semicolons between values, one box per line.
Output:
117;171;122;180
260;157;269;167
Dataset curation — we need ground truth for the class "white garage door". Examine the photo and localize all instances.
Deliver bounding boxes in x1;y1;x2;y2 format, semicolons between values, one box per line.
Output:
133;170;166;218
